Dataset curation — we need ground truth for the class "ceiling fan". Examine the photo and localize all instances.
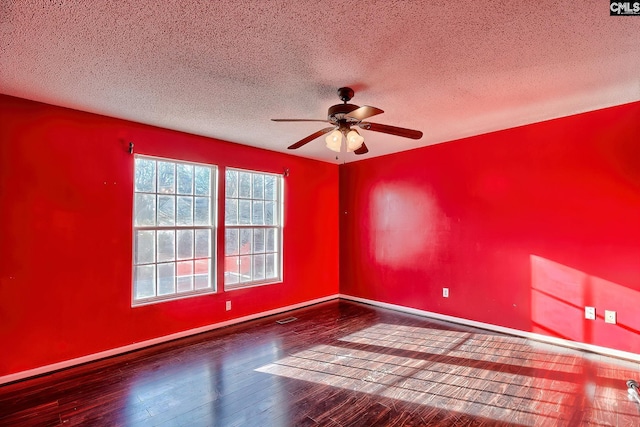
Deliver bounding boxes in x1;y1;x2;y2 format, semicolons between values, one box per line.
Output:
272;87;423;155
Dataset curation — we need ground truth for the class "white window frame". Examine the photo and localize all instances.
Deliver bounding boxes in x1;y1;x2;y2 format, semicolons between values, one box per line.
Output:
132;155;217;306
224;168;283;290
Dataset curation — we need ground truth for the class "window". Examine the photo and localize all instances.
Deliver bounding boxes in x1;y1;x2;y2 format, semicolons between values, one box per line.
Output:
133;156;216;305
224;169;282;289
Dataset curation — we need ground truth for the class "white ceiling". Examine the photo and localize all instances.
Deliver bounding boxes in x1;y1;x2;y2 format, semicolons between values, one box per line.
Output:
1;1;639;164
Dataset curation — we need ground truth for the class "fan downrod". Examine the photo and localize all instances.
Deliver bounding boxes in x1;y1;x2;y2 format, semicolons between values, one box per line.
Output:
337;87;354;103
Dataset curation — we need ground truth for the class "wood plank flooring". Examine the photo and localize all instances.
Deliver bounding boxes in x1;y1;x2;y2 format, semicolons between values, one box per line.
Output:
1;300;639;426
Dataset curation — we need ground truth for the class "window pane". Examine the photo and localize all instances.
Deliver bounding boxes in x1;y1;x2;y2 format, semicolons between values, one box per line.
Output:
135;158;156;193
157;230;175;262
254;229;265;253
238;200;251;225
225;228;239;256
239;255;252;282
135;265;156;299
194;197;210;226
238;172;251;198
194;259;210;289
177;261;194;292
265;253;276;278
157;263;176;296
226;169;238;197
253;174;264;199
265;228;276;252
225;198;238;225
264;201;275;225
177;230;194;260
225;257;239;285
158;161;175;194
134;193;156;227
135;230;155;264
194;166;210;196
264;175;276;200
195;229;210;258
177;196;193;226
253;255;265;281
240;229;252;255
157;195;175;226
177;164;194;195
252;201;264;225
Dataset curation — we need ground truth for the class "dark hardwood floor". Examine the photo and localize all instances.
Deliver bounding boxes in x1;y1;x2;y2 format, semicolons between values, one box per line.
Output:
1;300;639;426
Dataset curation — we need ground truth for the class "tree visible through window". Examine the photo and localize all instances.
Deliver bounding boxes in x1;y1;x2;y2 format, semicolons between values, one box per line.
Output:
133;156;216;305
224;169;282;288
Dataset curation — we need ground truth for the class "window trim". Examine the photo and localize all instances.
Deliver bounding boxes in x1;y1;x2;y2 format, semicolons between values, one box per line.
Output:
224;167;284;290
132;155;218;307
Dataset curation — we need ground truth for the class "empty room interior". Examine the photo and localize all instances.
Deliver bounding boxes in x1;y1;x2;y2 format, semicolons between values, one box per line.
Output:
1;1;639;426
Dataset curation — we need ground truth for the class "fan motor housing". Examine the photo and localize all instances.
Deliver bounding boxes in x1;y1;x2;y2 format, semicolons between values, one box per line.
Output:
327;103;360;123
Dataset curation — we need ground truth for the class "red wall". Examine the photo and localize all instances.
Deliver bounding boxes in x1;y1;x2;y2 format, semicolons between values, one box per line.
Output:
0;95;339;376
340;101;640;354
1;94;638;379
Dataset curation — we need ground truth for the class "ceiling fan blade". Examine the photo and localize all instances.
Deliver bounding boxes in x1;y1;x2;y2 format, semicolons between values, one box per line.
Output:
354;142;369;155
287;127;335;150
345;106;384;121
272;119;330;123
359;122;423;139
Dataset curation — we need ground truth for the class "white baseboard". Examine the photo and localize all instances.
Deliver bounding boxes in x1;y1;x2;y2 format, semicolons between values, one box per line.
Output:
5;293;637;386
340;294;640;363
0;294;339;386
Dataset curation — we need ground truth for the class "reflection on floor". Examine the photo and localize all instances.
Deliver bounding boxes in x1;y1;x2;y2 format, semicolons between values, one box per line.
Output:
1;300;639;426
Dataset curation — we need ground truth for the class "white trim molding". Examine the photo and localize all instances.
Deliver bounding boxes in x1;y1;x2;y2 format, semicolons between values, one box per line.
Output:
340;294;640;363
0;294;339;386
4;293;638;386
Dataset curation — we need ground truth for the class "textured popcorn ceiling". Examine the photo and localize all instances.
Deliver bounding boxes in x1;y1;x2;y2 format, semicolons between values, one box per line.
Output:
1;1;639;163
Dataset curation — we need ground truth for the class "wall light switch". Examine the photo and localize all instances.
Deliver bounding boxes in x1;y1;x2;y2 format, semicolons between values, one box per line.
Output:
443;288;449;298
604;310;616;324
585;306;596;320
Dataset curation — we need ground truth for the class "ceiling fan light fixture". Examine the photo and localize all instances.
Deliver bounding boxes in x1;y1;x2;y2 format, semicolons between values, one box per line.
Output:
325;129;342;152
346;129;364;152
273;87;422;155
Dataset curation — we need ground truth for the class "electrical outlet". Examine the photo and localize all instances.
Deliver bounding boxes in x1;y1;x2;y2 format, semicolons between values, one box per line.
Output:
443;288;449;298
585;306;596;320
605;310;616;324
226;301;231;311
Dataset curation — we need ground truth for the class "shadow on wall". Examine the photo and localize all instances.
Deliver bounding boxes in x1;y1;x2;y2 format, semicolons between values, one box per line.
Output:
530;255;639;353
